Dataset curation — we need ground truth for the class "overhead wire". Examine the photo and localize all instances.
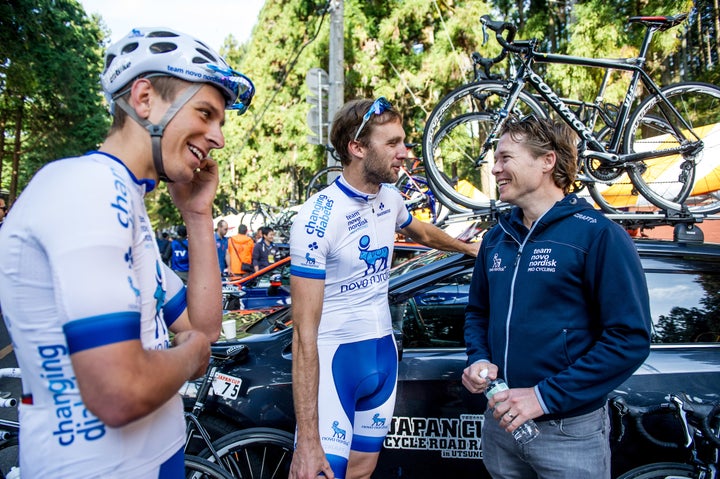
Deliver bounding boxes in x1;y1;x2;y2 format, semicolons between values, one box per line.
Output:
432;0;469;81
237;1;330;154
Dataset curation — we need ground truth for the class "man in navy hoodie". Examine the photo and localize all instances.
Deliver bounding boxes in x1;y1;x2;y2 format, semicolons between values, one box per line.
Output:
462;117;651;478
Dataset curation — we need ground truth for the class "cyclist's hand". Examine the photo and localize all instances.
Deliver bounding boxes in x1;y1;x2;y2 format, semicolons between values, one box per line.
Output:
289;442;335;479
168;157;219;217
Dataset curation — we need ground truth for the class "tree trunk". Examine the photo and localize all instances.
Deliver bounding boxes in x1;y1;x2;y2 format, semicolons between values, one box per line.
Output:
714;0;720;66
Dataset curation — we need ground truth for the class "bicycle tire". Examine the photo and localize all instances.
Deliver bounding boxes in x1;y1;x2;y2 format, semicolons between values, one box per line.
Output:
624;82;720;214
185;455;235;479
199;427;294;479
615;462;696;479
306;165;343;199
422;80;547;210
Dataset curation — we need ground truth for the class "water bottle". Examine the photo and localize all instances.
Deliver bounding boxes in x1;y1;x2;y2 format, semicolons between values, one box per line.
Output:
480;369;539;445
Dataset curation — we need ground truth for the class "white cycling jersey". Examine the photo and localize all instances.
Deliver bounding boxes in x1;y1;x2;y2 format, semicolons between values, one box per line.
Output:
289;175;412;345
0;152;187;478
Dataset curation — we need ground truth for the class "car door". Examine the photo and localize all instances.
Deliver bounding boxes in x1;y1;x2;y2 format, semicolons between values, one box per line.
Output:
379;265;491;479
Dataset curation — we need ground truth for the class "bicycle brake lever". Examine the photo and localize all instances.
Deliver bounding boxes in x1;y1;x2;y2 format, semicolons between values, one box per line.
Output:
671;395;693;448
482;23;489;45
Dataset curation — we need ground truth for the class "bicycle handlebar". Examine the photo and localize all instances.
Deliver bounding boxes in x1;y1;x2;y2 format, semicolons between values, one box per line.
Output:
480;15;524;54
611;393;720;449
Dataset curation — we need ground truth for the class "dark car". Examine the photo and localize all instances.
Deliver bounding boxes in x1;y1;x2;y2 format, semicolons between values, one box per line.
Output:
187;237;720;478
222;243;429;311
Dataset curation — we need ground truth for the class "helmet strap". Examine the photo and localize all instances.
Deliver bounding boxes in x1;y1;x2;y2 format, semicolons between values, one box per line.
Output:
114;83;203;183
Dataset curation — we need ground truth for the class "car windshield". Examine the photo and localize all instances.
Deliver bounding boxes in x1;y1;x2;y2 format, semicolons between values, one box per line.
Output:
389;249;454;278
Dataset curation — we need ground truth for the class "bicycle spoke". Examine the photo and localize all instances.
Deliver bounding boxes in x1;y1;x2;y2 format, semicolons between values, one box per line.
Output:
625;82;720;214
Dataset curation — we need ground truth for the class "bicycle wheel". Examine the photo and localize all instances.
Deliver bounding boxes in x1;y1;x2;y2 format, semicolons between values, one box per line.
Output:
200;427;294;479
422;80;547;210
624;82;720;214
615;462;696;479
306;165;343;199
185;455;234;479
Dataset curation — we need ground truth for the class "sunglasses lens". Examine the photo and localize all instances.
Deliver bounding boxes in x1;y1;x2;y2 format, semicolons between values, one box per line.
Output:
207;65;255;114
355;97;392;140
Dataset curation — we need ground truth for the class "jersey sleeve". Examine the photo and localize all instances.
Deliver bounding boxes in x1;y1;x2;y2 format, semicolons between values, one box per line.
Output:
162;264;186;328
289;193;334;280
32;160;147;353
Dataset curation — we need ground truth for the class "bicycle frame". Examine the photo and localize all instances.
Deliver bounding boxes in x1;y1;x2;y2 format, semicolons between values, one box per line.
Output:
397;166;440;223
479;26;702;169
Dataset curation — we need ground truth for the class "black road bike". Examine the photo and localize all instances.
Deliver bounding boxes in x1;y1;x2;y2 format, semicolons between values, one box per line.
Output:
422;12;720;216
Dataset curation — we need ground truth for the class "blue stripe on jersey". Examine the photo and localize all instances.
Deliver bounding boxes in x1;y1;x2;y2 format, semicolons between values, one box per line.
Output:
399;210;412;229
163;287;187;328
290;264;326;279
63;312;141;354
158;447;184;478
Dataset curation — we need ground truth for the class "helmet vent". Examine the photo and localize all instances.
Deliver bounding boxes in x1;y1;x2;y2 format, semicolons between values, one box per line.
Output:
121;42;139;55
150;42;178;54
193;48;217;64
104;54;116;71
147;31;179;38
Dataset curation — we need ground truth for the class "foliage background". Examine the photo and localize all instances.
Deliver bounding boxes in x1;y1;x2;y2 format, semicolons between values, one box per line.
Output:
1;0;717;229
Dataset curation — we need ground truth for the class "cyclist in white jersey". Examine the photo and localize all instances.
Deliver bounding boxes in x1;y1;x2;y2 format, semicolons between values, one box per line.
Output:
289;98;479;479
0;28;254;478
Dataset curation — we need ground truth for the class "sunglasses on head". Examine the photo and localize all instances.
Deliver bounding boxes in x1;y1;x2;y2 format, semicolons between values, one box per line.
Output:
354;97;393;141
206;64;255;115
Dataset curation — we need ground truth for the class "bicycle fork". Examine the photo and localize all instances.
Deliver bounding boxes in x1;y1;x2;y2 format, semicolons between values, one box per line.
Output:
476;77;529;167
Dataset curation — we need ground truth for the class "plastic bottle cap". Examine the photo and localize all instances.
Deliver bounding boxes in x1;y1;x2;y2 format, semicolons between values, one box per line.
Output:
479;368;489;379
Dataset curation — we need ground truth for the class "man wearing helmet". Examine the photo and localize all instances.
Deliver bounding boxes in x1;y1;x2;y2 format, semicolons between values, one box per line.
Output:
0;28;254;477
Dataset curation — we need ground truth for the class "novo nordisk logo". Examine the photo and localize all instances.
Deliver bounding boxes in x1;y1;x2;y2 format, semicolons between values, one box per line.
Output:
489;253;506;272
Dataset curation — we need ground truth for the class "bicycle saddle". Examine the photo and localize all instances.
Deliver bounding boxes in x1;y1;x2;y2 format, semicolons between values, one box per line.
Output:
628;13;689;31
210;342;249;361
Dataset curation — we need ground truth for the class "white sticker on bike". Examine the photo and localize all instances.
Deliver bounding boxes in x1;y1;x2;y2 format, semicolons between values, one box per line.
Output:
212;373;242;400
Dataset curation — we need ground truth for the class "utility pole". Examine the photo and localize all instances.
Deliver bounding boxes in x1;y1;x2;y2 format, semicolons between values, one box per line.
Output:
327;0;344;167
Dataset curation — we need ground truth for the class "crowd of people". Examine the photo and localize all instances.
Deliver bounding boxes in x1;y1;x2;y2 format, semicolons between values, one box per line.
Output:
0;22;652;479
153;220;281;285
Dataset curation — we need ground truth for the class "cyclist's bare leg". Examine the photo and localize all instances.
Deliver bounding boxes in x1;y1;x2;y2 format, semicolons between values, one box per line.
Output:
346;450;380;479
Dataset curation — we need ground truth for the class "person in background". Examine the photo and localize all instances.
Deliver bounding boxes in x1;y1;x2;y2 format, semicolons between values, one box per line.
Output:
156;231;172;266
0;26;254;477
171;225;190;283
227;224;255;277
461;117;651;479
289;97;478;479
215;219;229;275
0;196;7;229
252;226;277;272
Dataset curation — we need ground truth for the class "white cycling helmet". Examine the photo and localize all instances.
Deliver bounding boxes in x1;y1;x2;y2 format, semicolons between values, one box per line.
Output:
100;27;255;182
101;27;254;113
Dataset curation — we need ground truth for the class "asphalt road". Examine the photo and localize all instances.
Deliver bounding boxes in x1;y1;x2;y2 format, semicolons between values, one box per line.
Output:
0;314;20;477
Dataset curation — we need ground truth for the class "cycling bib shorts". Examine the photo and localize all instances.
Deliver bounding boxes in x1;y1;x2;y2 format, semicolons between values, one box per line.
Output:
316;334;398;477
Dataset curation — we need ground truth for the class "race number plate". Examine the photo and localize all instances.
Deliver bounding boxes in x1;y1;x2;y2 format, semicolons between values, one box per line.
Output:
212;372;243;400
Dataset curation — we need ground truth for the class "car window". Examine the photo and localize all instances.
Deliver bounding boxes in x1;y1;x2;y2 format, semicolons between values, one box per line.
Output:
390;250;455;278
393;262;720;348
392;270;473;348
647;270;720;344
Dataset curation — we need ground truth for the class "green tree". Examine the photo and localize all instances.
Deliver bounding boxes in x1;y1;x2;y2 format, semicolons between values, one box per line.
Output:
0;0;109;202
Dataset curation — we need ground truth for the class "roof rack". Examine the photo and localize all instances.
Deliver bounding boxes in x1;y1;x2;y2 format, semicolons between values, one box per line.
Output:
443;206;718;243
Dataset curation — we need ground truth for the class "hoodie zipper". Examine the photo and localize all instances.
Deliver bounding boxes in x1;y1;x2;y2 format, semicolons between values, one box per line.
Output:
499;213;546;383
